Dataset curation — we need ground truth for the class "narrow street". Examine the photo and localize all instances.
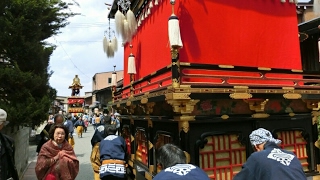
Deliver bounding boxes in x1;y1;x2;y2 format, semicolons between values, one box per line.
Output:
24;125;95;180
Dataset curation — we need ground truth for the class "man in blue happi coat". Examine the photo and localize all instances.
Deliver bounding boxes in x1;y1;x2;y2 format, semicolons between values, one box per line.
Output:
233;128;307;180
99;124;127;180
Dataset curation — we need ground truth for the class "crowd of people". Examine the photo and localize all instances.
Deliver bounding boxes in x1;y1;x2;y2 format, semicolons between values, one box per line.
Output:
0;107;309;180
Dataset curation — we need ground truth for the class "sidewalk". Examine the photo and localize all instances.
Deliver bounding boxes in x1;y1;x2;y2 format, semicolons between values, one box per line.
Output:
22;162;37;180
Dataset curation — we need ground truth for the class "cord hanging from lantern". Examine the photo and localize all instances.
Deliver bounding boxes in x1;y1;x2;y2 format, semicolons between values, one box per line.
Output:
168;0;183;48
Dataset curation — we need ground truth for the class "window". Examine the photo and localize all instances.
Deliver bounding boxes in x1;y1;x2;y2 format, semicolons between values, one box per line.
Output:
108;77;112;84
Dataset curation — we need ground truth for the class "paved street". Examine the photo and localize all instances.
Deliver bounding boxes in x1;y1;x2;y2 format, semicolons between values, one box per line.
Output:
23;125;95;180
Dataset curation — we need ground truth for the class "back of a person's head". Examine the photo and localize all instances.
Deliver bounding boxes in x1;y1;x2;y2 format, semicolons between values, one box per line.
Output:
157;144;186;169
104;124;117;135
67;113;72;120
54;114;64;124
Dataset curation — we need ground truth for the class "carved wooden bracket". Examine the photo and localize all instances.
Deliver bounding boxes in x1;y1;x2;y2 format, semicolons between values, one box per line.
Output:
139;102;155;115
165;92;199;121
244;99;269;113
312;111;320;125
304;100;320;111
179;120;189;133
145;116;153;127
244;99;270;118
126;103;136;115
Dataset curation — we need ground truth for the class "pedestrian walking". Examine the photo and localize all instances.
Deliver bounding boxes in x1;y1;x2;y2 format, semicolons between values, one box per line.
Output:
90;124;107;180
74;116;85;138
36;114;65;154
233;128;307;180
0;108;19;180
35;124;79;180
64;113;75;148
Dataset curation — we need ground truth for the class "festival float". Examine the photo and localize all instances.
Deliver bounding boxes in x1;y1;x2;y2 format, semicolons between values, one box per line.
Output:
106;0;320;179
67;75;84;115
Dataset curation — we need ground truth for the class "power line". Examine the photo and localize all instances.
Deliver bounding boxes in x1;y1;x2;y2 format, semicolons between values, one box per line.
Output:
53;36;91;79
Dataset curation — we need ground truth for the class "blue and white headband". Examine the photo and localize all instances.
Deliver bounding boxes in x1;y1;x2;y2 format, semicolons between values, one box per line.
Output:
249;128;282;146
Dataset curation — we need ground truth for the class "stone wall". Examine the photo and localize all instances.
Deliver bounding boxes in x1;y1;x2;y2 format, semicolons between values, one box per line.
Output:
2;125;30;178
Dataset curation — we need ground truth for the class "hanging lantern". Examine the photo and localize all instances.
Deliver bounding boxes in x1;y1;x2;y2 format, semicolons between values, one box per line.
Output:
127;45;136;75
168;0;183;48
111;65;117;87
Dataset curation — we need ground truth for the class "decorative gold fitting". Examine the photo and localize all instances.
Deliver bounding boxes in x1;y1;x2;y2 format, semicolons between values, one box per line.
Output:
282;87;295;90
180;62;191;66
305;100;320;111
289;112;295;117
165;93;191;100
174;115;196;121
141;98;148;104
126;101;132;106
179;120;190;133
312;111;320;125
170;48;179;59
230;93;252;99
258;67;271;71
291;69;303;73
244;99;269;113
283;93;301;99
234;86;249;89
252;113;270;118
117;103;121;108
221;114;229;120
218;65;234;68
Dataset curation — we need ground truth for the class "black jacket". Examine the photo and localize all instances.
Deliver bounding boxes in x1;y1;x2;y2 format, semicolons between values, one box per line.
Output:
0;133;19;180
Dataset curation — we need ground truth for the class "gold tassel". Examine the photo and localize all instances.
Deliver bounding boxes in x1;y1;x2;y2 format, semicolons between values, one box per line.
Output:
147;8;151;15
281;0;286;2
289;0;294;3
155;0;159;5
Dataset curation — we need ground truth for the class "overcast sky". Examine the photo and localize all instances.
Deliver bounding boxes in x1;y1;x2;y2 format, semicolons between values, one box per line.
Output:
47;0;122;97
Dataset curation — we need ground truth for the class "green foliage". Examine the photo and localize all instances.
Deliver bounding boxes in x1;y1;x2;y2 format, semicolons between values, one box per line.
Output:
0;0;76;126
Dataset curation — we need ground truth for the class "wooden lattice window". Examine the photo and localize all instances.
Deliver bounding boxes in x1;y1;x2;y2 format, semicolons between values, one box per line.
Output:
197;132;246;180
135;128;148;165
274;129;309;171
